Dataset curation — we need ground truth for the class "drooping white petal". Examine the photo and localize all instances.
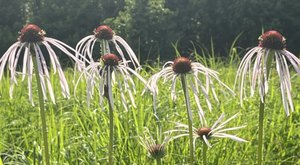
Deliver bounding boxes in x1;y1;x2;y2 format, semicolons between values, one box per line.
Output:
22;46;30;81
33;45;47;100
28;54;34;105
202;135;212;148
114;35;140;69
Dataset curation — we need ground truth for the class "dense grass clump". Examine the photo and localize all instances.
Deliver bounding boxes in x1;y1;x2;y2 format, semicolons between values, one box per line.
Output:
0;52;300;164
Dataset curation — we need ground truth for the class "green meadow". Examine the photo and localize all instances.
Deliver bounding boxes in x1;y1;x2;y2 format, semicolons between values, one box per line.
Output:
0;50;300;165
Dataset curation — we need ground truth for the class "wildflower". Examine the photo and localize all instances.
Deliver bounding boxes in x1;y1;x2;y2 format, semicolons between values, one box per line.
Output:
0;24;82;105
76;25;140;69
146;56;233;122
81;53;146;110
166;113;247;148
139;128;170;160
235;30;300;116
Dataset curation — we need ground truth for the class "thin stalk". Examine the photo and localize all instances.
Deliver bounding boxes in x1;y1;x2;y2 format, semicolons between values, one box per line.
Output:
257;97;265;165
180;75;194;164
257;50;271;165
101;40;110;55
32;53;50;165
156;158;162;165
106;68;114;165
108;100;114;165
202;142;207;165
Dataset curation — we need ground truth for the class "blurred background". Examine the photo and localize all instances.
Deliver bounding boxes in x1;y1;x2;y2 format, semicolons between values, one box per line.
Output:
1;0;300;64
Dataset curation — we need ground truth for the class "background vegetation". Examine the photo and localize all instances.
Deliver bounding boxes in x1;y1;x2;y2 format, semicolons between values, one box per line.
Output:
1;0;300;63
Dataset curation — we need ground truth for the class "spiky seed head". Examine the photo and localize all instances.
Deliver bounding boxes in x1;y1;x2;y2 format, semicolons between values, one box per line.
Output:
148;144;165;160
172;57;192;74
18;24;45;43
196;127;212;139
101;53;120;66
94;25;114;40
258;30;286;50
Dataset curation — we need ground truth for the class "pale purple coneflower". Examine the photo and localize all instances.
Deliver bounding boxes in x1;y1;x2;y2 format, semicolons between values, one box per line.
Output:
0;24;83;105
81;53;146;110
146;56;234;123
166;113;247;148
146;56;234;164
235;30;300;116
139;127;170;161
79;53;146;165
75;25;140;69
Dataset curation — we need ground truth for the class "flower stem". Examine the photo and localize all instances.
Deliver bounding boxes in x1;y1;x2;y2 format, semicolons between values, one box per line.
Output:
180;75;194;165
257;97;265;165
32;53;50;165
202;142;207;165
108;99;114;165
106;70;114;165
156;158;162;165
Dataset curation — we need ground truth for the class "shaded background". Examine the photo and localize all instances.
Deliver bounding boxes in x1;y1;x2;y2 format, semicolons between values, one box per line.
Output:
1;0;299;64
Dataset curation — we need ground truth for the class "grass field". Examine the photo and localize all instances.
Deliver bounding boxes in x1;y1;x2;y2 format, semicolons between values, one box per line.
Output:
0;50;300;165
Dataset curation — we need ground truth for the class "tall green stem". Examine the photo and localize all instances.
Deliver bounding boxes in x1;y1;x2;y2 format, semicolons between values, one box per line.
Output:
180;75;194;165
202;142;207;165
257;50;271;165
156;158;162;165
32;53;50;165
257;97;265;165
106;71;114;165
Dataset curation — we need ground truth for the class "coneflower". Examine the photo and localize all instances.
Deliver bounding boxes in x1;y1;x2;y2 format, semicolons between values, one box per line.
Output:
235;30;300;165
166;113;247;164
146;56;233;164
236;30;300;116
79;53;146;165
0;24;83;165
76;25;140;69
139;128;170;165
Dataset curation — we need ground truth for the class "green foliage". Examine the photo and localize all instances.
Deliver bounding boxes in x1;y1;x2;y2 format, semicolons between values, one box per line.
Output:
0;0;25;55
1;0;300;62
105;0;300;62
0;51;300;164
105;0;174;62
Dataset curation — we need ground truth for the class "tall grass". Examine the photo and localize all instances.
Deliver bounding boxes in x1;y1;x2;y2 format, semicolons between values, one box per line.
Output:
0;49;300;164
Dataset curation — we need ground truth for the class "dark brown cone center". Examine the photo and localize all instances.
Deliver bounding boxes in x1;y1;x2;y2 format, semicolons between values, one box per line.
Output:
94;25;114;40
101;53;120;66
258;30;286;50
172;57;192;74
148;144;165;159
196;127;212;138
18;24;45;43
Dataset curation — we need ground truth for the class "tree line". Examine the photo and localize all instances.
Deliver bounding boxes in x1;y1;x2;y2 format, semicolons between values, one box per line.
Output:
1;0;300;64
